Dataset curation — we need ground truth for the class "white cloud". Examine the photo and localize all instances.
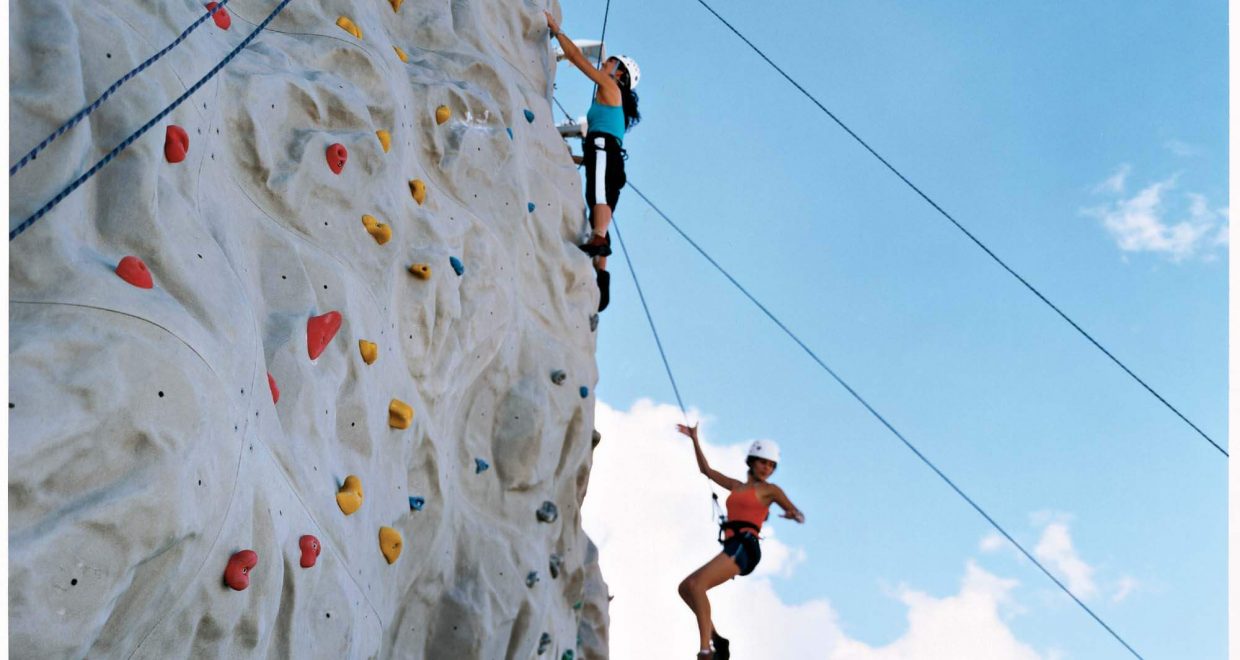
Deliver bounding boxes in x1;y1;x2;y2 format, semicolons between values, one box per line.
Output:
584;399;1049;660
1111;576;1139;603
1032;521;1098;599
1163;139;1201;157
1092;164;1131;195
979;532;1006;553
833;562;1041;660
1082;172;1223;260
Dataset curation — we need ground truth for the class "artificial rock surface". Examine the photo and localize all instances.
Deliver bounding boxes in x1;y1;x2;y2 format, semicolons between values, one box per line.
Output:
8;0;608;657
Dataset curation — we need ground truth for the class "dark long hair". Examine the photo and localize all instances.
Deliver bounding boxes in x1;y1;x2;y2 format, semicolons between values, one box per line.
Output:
616;64;641;130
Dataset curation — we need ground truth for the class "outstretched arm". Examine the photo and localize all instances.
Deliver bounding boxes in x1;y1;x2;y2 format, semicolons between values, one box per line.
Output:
676;424;743;491
546;12;618;92
769;485;806;523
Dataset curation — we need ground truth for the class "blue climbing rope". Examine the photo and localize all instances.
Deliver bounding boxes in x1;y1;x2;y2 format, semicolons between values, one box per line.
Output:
10;0;294;242
610;218;688;420
626;180;1146;660
688;0;1224;459
10;0;233;176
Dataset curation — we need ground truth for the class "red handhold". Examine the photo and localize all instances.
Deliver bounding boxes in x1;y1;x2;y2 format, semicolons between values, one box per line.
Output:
205;2;231;29
326;143;347;174
224;549;258;591
299;535;321;568
307;311;342;360
267;372;279;404
164;125;189;163
115;256;154;289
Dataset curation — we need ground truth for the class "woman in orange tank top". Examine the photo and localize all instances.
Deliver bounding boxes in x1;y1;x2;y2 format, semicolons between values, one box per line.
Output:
675;423;806;660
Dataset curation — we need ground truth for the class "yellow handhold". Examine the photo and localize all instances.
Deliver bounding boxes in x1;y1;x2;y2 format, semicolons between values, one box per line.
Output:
376;130;391;153
336;475;364;515
359;340;378;365
389;0;403;12
379;526;403;564
408;263;431;280
361;214;391;245
336;16;362;39
394;46;409;63
409;179;426;205
435;105;451;125
389;399;413;429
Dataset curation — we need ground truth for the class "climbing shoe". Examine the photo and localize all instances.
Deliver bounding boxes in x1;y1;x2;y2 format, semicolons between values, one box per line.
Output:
578;233;612;257
596;268;610;312
711;630;730;660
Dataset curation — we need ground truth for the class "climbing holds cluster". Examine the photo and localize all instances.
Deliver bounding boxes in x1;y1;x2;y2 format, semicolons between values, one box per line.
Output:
362;214;392;245
523;109;535;123
538;633;552;655
388;399;413;429
205;2;230;29
525;571;539;588
376;129;391;153
589;313;599;332
378;527;403;564
474;458;490;474
408;263;431;280
307;311;342;360
164;125;189;163
336;475;364;515
528;202;536;213
267;373;279;404
550;370;566;385
536;501;558;523
389;0;403;11
449;256;464;276
336;16;362;39
224;550;258;591
435;105;451;125
579;386;589;399
115;256;153;289
394;46;409;62
299;535;321;568
548;553;563;579
408;496;425;511
326;143;347;174
359;340;378;365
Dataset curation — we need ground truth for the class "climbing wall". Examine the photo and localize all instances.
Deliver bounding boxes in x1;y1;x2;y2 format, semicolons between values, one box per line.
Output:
8;0;608;657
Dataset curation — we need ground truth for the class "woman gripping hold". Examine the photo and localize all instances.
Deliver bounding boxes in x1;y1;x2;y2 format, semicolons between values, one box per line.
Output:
546;10;641;311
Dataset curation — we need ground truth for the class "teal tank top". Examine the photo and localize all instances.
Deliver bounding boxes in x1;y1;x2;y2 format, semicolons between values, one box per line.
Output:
586;100;625;144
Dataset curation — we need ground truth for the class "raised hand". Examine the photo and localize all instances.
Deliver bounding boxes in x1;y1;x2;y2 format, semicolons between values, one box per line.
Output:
675;423;699;442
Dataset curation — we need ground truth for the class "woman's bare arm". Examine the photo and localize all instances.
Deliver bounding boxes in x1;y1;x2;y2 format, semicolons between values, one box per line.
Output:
768;485;806;523
677;424;743;491
546;12;619;94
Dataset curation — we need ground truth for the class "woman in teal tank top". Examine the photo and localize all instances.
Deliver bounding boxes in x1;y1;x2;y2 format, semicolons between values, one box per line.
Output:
547;10;641;312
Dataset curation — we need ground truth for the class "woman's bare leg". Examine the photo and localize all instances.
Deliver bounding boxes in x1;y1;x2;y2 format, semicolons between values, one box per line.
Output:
678;553;741;653
591;203;612;237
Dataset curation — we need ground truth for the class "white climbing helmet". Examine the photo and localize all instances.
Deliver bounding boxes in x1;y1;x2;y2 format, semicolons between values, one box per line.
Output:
747;439;780;464
612;54;640;89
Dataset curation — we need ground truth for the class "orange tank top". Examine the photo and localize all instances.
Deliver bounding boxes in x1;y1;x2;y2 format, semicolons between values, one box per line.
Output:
724;487;768;537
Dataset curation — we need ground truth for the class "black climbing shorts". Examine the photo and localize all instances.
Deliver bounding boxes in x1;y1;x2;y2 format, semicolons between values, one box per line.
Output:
722;531;761;576
583;132;626;213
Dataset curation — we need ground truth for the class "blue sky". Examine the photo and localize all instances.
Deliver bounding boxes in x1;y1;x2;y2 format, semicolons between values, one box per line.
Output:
556;1;1228;658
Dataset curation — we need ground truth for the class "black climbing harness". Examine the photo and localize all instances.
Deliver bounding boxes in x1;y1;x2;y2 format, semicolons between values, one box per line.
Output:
711;492;761;544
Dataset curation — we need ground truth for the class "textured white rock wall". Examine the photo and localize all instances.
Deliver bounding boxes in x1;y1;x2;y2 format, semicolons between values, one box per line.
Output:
8;0;608;657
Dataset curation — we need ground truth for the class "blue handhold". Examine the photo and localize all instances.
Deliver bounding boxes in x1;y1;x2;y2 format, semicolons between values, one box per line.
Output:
408;496;425;511
475;458;490;474
527;202;536;213
449;256;464;276
579;386;589;399
506;127;513;140
523;108;535;123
